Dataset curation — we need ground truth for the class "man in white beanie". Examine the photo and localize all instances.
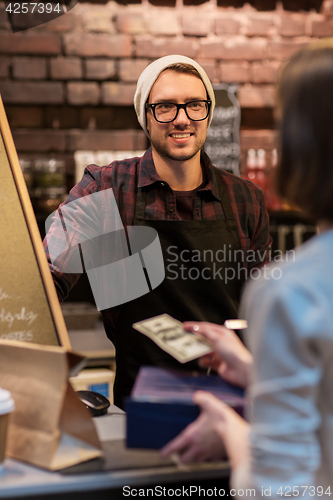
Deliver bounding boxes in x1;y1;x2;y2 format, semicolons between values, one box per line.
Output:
44;55;271;409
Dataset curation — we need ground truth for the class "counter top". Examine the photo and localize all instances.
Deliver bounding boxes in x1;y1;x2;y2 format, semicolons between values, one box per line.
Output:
0;405;230;499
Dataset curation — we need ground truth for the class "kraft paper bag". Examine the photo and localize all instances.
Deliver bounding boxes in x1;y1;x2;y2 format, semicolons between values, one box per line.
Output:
0;339;103;470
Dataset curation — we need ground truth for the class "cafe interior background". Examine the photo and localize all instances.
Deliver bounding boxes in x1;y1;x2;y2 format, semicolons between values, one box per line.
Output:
0;0;331;398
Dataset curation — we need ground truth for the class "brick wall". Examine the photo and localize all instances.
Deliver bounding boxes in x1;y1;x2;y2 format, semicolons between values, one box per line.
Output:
0;0;332;176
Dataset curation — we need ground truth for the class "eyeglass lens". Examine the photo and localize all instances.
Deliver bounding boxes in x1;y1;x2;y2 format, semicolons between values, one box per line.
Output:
154;102;209;122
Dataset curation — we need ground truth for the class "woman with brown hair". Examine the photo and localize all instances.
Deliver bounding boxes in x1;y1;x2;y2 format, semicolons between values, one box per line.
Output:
161;40;333;497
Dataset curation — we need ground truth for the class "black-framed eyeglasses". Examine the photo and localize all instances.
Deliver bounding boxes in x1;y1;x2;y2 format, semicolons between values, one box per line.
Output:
146;100;211;123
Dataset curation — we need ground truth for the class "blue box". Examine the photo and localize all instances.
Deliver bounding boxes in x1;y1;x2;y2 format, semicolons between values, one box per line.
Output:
126;366;245;449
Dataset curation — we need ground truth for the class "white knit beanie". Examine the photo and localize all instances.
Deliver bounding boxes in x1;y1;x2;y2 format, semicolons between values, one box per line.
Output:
134;55;216;136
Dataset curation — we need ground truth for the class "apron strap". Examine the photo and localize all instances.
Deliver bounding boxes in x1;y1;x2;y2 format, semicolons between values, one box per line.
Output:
134;167;237;226
134;183;147;221
214;172;237;227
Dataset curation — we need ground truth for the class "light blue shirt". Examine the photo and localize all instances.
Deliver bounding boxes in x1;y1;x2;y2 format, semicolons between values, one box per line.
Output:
237;229;333;498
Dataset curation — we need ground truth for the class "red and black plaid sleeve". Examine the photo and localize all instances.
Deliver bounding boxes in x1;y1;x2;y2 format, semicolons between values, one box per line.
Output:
44;148;271;330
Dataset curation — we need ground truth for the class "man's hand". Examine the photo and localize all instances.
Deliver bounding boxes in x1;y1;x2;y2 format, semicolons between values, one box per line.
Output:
184;321;253;388
160;391;250;468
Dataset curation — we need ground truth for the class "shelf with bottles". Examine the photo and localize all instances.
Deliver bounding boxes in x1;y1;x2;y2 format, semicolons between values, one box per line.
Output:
241;148;279;211
241;148;303;213
19;157;70;223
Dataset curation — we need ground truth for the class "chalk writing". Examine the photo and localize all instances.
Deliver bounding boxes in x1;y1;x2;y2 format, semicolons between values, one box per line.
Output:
0;330;33;341
204;84;240;175
0;307;38;328
0;287;11;301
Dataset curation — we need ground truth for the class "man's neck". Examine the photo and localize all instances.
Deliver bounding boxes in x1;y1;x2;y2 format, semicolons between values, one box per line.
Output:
151;149;203;191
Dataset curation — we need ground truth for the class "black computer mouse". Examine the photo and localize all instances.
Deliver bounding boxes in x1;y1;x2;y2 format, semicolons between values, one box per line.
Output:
77;390;110;417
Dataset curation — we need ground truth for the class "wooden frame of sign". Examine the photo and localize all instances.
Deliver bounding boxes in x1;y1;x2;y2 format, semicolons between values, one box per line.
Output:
0;96;70;348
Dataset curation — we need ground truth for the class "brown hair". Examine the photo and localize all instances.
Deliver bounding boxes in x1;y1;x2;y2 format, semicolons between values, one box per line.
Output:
162;62;209;101
164;62;202;79
275;40;333;222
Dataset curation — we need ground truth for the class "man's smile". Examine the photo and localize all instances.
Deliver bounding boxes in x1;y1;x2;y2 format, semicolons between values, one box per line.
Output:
169;133;192;139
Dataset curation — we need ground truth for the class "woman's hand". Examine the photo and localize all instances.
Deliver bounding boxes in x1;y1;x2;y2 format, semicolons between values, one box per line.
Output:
185;321;253;388
160;391;250;469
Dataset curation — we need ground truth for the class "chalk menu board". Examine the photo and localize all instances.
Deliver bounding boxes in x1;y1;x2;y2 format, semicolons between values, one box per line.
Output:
204;84;241;176
0;96;70;347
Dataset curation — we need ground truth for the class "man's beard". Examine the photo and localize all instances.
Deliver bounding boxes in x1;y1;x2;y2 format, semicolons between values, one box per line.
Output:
150;134;205;162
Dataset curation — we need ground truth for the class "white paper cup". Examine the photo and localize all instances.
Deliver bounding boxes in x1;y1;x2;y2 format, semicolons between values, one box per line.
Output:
0;388;15;473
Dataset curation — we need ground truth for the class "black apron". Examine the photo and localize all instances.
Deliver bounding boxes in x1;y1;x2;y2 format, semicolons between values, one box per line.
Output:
111;174;245;408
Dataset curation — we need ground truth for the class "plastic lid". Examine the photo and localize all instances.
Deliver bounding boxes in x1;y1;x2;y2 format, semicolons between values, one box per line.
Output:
0;388;15;415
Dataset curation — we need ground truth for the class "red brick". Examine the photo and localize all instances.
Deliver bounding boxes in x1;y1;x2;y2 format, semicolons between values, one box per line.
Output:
269;38;310;60
119;59;149;82
0;4;10;29
64;34;132;58
147;12;181;36
0;56;9;79
12;130;67;152
220;62;251;83
322;0;333;16
67;82;100;105
200;36;267;61
41;10;76;32
85;59;117;80
50;57;82;80
115;12;146;34
251;61;281;84
0;82;64;104
12;57;47;80
240;129;278;152
244;15;276;37
101;82;136;106
134;35;199;58
311;19;333;37
6;106;43;128
68;130;147;151
196;59;218;82
279;15;306;37
181;15;211;37
238;84;276;107
44;106;79;129
80;107;139;130
79;5;115;33
0;33;61;55
215;16;240;35
79;108;113;129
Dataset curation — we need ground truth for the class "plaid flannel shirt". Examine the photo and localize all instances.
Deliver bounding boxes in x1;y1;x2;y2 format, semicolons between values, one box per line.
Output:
44;147;272;332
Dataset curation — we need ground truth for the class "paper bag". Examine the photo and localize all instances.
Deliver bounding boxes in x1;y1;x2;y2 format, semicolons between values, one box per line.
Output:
0;339;103;470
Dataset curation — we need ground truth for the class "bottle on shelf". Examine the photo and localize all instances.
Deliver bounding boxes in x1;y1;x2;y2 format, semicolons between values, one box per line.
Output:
266;149;283;212
241;148;257;181
242;149;268;202
256;148;268;197
31;158;68;215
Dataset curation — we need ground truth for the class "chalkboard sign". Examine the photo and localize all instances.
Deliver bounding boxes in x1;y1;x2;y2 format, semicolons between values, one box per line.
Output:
0;96;70;347
204;84;241;176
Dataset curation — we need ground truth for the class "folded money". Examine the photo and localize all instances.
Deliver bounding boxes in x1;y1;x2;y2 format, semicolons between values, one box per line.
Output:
132;314;213;363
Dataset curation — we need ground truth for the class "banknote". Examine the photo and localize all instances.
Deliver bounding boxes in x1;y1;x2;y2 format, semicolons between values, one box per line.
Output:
132;314;213;364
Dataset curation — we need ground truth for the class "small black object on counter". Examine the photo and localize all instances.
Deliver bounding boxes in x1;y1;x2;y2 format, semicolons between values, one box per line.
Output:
77;390;110;417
